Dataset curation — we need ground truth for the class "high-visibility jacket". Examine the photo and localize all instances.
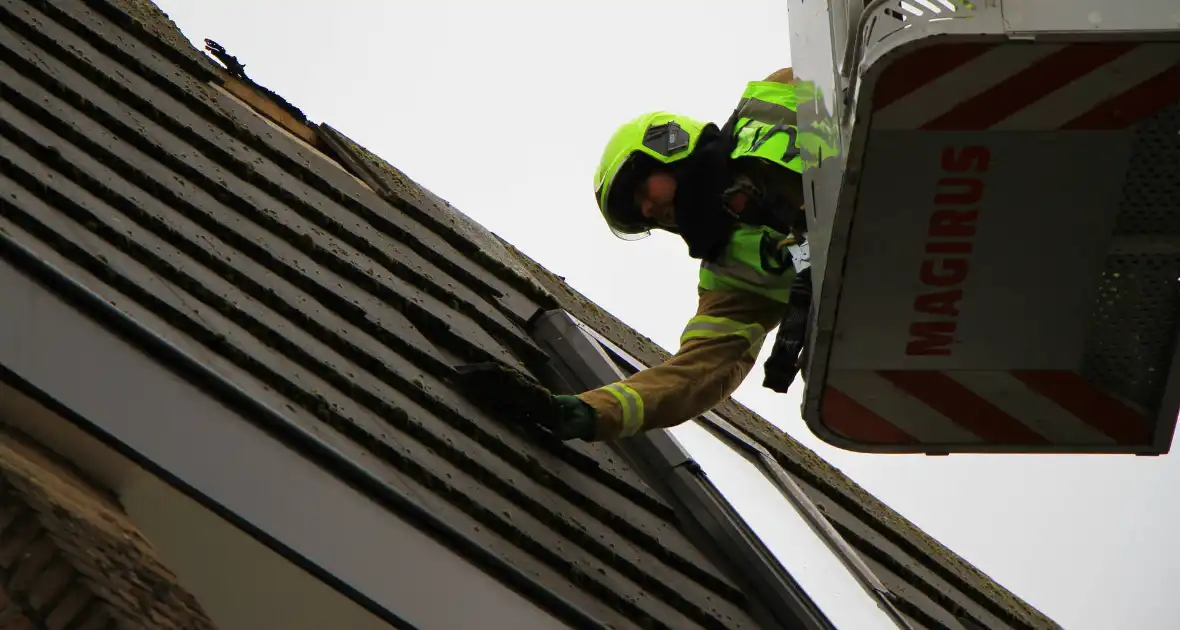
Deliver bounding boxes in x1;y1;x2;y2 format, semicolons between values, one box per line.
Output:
578;72;812;441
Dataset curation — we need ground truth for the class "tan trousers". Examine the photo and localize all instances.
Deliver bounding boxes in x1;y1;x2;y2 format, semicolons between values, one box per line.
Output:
577;289;785;441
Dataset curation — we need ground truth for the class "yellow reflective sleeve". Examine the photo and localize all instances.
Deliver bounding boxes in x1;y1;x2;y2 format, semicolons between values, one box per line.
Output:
575;290;786;441
680;315;768;358
601;383;645;437
737;80;798;126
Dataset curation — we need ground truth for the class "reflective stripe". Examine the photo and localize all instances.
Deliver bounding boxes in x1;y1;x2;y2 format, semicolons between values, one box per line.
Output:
731;80;841;174
733;80;801;171
681;316;768;358
701;260;781;288
699;262;793;304
737;97;798;127
602;383;644;437
700;225;797;303
741;80;798;113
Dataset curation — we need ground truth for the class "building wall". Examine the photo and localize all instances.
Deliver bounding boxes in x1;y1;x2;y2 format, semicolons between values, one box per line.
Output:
0;427;217;629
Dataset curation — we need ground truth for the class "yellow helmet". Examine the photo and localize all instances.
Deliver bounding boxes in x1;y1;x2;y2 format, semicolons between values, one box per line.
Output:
592;111;711;240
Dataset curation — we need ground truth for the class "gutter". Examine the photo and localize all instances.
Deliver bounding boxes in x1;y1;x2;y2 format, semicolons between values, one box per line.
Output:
0;233;607;630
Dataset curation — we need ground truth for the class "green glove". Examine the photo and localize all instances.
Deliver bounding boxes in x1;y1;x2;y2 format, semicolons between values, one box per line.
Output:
542;395;598;441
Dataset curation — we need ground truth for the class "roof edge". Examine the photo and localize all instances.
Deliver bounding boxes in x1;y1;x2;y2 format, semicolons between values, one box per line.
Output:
499;240;1059;630
314;125;559;310
89;0;223;78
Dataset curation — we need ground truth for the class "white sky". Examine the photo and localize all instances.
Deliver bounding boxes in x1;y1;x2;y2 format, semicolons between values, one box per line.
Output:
155;1;1177;628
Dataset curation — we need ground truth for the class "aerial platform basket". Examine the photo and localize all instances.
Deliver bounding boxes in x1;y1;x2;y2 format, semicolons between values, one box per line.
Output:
789;0;1180;454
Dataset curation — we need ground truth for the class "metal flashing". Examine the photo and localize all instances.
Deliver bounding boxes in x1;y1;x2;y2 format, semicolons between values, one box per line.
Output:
532;309;921;629
531;309;902;630
577;320;903;618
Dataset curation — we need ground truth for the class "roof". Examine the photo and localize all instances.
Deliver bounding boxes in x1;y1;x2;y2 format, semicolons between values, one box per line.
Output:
0;1;1061;628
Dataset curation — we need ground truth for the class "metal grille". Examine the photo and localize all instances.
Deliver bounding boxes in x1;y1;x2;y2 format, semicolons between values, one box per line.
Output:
1114;104;1180;235
1082;255;1180;409
1081;104;1180;410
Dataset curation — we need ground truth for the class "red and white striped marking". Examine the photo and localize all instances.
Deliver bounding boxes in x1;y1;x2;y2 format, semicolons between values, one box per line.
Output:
871;42;1180;131
821;370;1155;447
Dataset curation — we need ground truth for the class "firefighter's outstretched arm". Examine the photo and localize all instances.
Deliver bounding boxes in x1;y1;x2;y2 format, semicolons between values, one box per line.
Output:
563;289;785;441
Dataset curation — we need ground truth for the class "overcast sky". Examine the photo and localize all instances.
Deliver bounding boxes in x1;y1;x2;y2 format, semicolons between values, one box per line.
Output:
155;1;1176;628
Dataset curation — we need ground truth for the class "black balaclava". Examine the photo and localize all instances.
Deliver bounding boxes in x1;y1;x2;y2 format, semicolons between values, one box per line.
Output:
670;112;742;261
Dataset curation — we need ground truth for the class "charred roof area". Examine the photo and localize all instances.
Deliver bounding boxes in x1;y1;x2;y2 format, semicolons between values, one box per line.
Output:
0;1;1060;629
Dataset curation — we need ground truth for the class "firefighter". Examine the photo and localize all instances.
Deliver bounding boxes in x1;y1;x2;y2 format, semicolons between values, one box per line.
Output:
540;68;816;442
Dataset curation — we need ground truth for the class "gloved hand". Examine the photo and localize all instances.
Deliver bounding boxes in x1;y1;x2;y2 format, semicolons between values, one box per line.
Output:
540;395;598;441
763;267;812;393
451;361;599;441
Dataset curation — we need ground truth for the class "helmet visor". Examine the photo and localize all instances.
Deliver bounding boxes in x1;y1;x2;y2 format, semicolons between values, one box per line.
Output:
603;153;660;234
